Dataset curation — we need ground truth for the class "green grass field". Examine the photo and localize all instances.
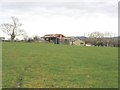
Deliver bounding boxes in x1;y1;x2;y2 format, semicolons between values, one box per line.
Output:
2;42;118;88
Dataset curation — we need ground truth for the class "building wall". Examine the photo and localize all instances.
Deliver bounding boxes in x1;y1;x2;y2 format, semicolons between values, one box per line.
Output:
70;40;85;46
59;39;69;45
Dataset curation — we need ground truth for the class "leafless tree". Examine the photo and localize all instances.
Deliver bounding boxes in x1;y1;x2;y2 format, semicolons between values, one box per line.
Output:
33;35;41;41
88;32;104;38
85;32;104;46
0;17;26;40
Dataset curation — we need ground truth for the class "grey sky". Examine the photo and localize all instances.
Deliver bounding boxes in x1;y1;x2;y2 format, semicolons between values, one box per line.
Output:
0;0;118;38
0;1;117;17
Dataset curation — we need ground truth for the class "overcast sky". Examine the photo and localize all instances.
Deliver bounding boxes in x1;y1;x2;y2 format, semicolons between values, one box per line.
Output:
0;0;118;39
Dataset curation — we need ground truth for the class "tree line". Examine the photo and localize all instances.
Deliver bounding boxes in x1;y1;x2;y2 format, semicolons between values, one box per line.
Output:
82;32;119;47
0;17;119;47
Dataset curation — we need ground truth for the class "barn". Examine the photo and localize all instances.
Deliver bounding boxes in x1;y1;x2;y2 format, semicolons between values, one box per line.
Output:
42;34;66;44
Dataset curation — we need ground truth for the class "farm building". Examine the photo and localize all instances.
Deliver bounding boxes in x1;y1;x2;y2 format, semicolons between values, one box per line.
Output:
42;34;85;46
69;39;85;46
42;34;68;44
85;43;92;46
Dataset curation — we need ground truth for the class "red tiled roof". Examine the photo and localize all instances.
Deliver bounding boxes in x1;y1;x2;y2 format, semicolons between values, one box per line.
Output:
44;34;65;38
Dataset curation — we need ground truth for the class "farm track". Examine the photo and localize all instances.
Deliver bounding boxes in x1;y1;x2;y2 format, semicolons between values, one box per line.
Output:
15;64;32;88
14;64;54;88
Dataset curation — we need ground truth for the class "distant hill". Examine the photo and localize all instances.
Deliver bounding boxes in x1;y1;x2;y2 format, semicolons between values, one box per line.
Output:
74;36;87;39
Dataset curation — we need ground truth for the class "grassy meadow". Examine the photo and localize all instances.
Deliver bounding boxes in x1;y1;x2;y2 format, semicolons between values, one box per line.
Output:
2;42;118;88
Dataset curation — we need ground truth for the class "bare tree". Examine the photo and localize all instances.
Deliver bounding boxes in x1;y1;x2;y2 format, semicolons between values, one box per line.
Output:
33;35;41;41
104;32;113;37
23;35;29;41
0;17;26;40
88;32;104;38
85;32;104;46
